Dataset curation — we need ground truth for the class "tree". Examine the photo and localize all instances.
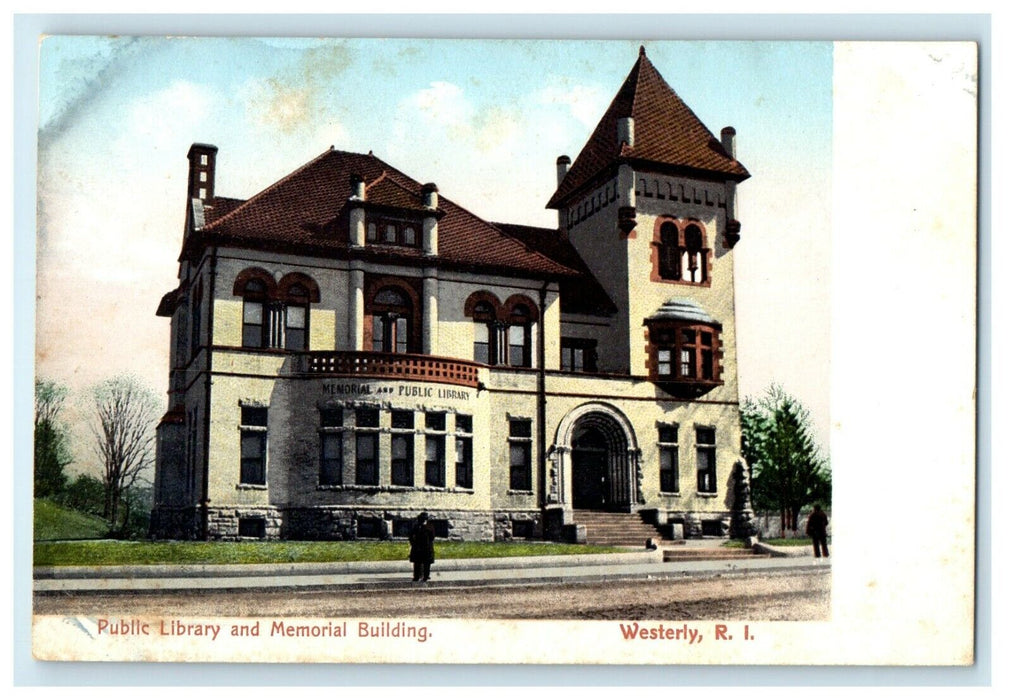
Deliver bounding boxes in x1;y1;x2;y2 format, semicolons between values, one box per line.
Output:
90;376;160;535
741;385;831;536
35;379;72;498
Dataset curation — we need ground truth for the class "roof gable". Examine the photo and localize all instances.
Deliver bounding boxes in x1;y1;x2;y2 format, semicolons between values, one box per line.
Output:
547;47;749;209
190;148;576;278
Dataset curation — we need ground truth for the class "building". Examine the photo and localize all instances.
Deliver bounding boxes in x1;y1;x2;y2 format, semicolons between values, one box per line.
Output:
151;47;754;543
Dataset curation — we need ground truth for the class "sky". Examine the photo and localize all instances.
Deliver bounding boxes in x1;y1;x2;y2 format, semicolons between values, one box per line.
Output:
34;36;834;473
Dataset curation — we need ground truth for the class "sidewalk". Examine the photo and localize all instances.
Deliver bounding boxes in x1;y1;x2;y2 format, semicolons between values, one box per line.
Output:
33;548;830;594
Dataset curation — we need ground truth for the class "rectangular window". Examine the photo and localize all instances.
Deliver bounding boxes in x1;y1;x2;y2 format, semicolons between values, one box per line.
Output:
473;322;490;364
680;348;695;377
391;410;414;430
658;424;679;493
391;434;413;486
239;405;267;486
425;411;446;431
356;408;380;428
425;436;445;487
456;414;472;434
508;325;527;367
242;300;264;347
355;433;379;486
320;433;343;486
696;427;717;493
455;436;473;489
285;305;307;351
320;408;343;428
319;407;344;486
657;349;672;376
238;517;266;538
561;338;597;373
508;418;533;491
241;406;268;427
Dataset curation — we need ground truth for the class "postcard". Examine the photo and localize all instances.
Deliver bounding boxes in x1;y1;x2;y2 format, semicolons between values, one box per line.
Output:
29;35;977;666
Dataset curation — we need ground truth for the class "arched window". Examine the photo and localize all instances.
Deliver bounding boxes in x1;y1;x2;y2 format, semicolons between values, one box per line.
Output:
658;222;681;280
235;269;318;351
683;224;706;283
241;278;268;348
654;219;710;285
371;286;413;353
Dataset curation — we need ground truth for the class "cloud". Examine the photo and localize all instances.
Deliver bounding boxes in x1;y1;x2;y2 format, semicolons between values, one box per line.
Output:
537;83;608;129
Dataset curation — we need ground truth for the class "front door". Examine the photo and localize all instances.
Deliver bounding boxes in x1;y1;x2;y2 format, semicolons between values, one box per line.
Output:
572;427;608;509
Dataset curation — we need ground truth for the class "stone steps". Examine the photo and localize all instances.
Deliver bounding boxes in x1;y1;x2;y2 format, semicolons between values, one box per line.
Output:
572;509;669;547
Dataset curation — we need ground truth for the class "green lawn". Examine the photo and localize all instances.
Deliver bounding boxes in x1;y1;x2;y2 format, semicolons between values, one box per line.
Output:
33;499;110;541
34;539;622;567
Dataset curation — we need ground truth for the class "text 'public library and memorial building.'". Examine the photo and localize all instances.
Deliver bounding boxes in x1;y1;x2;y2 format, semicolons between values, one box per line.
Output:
151;48;758;544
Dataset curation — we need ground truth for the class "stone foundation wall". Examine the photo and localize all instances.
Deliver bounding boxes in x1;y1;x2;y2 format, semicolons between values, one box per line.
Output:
283;507;497;541
150;506;546;542
205;506;283;540
493;510;543;541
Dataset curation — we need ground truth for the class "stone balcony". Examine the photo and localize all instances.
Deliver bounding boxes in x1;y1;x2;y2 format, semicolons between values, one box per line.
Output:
302;351;481;388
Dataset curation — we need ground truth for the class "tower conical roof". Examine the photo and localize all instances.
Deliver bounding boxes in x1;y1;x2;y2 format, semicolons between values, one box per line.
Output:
547;47;749;209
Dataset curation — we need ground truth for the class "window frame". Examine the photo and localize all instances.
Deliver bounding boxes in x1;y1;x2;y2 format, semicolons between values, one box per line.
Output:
241;279;269;349
508;418;533;492
424;410;447;487
354;408;380;486
695;426;717;494
658;423;679;494
390;409;415;487
560;337;598;373
365;215;422;248
318;408;344;486
648;322;722;387
238;406;268;486
368;284;416;354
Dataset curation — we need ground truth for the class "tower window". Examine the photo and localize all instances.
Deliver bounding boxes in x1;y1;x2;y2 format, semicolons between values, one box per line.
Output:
654;219;710;285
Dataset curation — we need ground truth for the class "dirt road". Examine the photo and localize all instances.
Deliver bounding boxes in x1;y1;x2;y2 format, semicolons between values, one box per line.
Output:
35;569;830;621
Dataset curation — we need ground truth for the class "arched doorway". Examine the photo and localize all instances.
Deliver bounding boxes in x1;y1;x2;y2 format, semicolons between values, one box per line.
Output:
558;406;638;512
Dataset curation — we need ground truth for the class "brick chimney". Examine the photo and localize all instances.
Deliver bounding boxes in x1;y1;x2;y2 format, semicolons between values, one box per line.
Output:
187;144;218;203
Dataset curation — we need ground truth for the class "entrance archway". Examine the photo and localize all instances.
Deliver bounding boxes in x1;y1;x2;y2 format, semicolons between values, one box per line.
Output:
550;402;641;512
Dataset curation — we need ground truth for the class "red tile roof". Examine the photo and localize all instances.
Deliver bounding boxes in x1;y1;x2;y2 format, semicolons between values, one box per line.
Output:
547;48;749;209
185;148;577;279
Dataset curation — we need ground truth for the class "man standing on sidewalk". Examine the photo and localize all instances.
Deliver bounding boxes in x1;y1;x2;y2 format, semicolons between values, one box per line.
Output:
806;504;829;558
409;512;436;582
